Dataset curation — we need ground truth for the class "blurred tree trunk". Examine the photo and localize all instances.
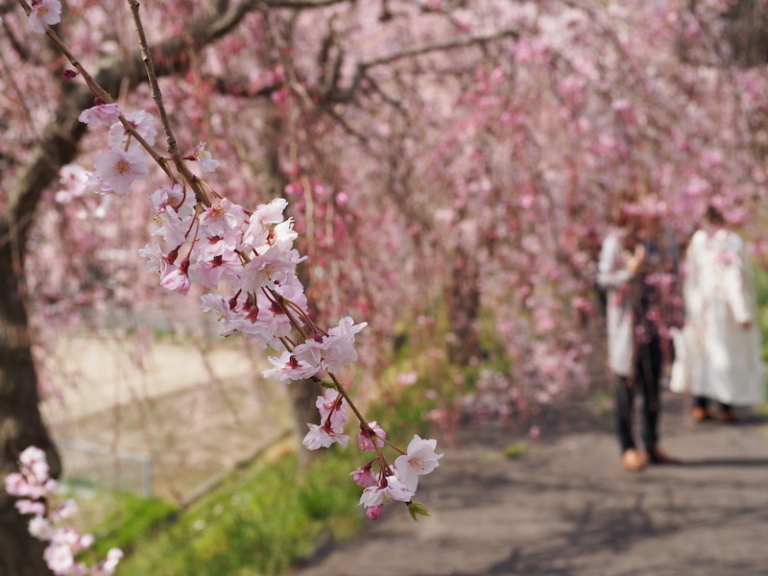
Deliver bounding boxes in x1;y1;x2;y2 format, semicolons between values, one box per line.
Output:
446;246;482;366
0;85;86;576
723;0;768;67
0;228;58;576
261;105;320;467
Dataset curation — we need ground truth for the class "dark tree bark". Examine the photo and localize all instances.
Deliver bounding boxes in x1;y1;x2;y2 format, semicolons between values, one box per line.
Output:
0;80;88;576
446;246;482;366
0;237;58;576
723;0;768;67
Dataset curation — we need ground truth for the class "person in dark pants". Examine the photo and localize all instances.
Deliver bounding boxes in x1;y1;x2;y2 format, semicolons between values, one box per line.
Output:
615;334;663;464
598;198;681;472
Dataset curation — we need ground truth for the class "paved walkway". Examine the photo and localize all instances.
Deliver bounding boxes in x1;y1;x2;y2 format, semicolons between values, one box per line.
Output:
293;394;768;576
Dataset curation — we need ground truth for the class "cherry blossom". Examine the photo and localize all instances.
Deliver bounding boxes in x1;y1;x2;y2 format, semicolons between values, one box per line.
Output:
107;110;157;152
159;261;192;295
349;464;378;488
5;447;123;575
10;0;454;537
358;421;386;452
358;473;415;518
262;351;319;382
78;104;122;128
27;0;61;34
195;142;220;173
315;388;349;431
92;149;150;196
302;422;351;450
394;435;444;492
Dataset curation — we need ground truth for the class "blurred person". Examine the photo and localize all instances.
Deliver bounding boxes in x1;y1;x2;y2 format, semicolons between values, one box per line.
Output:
597;196;681;472
670;203;765;422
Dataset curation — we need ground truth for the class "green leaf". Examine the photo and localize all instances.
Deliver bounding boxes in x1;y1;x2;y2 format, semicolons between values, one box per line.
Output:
407;501;430;521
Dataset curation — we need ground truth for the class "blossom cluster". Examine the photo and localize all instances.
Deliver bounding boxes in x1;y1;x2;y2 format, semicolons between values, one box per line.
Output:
25;0;442;526
5;447;123;576
75;97;443;518
301;390;443;520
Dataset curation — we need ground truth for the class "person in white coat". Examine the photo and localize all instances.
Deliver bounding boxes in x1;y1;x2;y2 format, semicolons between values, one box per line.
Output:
670;204;765;422
598;206;681;472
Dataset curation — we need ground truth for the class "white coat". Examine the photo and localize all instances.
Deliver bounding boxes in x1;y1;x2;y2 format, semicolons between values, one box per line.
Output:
670;229;765;406
597;229;634;377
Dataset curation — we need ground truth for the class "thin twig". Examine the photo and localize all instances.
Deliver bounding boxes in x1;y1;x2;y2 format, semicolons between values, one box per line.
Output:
126;0;212;207
14;0;173;178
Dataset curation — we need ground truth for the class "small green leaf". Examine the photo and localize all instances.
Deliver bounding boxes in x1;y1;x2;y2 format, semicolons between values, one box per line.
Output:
407;501;430;521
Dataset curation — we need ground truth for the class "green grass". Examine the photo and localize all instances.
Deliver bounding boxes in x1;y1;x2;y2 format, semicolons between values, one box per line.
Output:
503;442;529;460
112;445;362;576
101;356;441;576
92;493;178;556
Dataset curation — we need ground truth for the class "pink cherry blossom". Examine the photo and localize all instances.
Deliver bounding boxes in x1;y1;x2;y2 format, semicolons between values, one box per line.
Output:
78;103;122;127
358;421;386;452
93;149;149;196
198;198;246;237
195;142;220;173
160;261;191;295
242;198;291;250
393;435;443;492
107;110;157;151
238;245;302;292
55;164;90;204
16;499;47;516
27;0;62;34
315;388;349;430
189;254;242;290
28;515;54;540
91;549;124;576
138;242;170;275
152;203;195;248
358;473;415;515
6;446;124;574
365;504;384;521
263;350;320;382
350;465;378;488
319;317;367;373
302;423;350;450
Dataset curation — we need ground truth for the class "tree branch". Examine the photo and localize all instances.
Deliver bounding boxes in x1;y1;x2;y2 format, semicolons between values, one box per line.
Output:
360;28;520;70
4;0;266;247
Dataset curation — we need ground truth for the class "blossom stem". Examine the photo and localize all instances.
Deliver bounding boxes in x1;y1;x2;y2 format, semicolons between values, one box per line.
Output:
126;0;212;207
14;0;171;179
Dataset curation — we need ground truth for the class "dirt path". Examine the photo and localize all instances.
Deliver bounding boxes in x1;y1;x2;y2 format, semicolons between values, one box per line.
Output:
292;394;768;576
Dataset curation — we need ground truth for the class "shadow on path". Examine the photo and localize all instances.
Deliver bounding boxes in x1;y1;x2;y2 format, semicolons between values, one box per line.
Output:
292;390;768;576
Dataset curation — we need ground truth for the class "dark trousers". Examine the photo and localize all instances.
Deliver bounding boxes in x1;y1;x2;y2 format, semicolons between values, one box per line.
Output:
615;336;662;453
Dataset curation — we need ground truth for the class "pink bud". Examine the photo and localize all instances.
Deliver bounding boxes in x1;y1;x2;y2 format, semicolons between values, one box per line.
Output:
365;504;384;521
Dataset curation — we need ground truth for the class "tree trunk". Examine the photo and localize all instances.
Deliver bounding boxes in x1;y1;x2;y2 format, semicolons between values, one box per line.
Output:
0;79;88;576
0;225;59;576
446;246;482;366
260;104;324;467
723;0;768;67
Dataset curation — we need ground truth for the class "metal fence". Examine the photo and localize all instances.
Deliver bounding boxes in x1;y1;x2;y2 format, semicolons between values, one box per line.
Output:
57;439;152;497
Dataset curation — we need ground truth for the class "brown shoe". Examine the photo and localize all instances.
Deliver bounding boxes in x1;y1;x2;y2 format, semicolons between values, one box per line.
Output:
692;407;714;422
647;446;681;465
621;448;646;472
718;410;737;424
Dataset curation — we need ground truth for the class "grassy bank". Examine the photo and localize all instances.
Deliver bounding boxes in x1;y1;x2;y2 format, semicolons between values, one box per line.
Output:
88;367;439;576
